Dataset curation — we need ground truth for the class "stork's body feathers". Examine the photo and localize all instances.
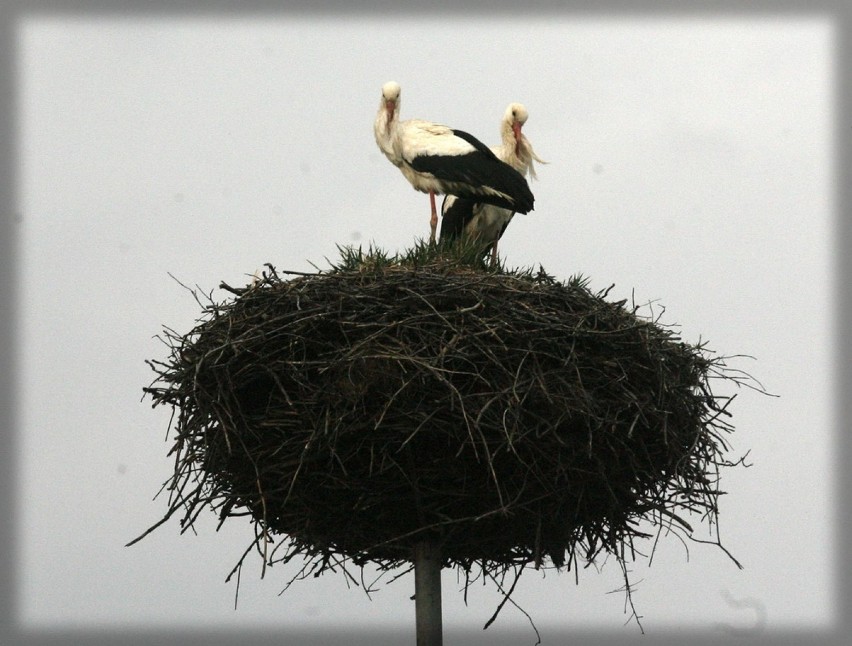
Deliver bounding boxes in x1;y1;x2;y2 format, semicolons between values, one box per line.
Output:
374;82;534;242
405;128;533;213
440;102;547;263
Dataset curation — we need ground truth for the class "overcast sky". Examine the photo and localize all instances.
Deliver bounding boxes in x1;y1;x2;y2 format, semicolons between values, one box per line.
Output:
13;10;836;644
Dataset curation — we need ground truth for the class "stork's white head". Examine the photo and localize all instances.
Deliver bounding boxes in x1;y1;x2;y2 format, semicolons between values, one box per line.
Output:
505;102;529;126
381;81;401;122
504;103;529;148
382;81;401;101
499;102;546;179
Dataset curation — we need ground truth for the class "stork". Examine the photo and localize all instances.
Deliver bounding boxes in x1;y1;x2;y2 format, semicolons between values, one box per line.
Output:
374;81;534;243
440;102;547;265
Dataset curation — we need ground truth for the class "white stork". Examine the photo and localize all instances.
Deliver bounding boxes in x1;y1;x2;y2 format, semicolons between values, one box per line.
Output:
374;81;534;243
440;102;547;264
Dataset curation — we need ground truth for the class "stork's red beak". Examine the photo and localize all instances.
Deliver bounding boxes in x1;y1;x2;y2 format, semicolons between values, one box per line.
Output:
512;121;522;153
386;100;396;123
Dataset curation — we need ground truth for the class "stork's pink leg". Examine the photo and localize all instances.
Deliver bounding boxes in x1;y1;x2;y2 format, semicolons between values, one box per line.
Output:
429;191;438;243
490;238;499;267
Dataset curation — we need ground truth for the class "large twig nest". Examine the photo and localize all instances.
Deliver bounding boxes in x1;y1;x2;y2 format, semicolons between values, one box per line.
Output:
139;246;752;585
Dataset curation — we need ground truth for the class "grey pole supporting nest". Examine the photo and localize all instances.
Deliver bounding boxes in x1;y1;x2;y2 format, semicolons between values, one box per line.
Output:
414;540;443;646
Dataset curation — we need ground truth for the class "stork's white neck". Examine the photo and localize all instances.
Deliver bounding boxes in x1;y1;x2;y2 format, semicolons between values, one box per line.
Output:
374;96;399;160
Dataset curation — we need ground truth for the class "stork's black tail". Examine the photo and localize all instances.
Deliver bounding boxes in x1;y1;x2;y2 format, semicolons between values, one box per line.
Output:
484;161;534;214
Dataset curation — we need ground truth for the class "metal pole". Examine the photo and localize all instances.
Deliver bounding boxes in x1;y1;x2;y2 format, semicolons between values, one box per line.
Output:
414;539;443;646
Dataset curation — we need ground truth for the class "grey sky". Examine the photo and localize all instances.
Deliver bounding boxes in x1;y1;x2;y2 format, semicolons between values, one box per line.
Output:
14;12;835;641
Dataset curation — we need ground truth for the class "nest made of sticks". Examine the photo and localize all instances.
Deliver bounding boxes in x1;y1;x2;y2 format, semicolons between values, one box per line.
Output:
138;243;753;585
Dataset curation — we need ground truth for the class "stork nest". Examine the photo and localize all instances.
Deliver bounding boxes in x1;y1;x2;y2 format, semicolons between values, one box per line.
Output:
138;244;754;589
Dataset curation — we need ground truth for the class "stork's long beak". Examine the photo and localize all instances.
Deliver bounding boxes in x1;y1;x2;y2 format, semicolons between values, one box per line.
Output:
512;121;523;154
386;100;396;123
